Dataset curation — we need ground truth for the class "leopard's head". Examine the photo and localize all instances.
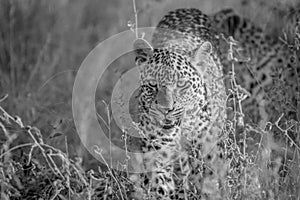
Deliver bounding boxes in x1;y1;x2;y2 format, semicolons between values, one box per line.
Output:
133;39;214;129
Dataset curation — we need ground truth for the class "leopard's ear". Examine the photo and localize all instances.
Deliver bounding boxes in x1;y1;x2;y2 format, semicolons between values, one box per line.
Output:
133;39;153;65
193;41;213;63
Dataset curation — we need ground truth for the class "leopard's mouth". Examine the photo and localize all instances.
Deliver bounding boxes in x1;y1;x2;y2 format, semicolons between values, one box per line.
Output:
160;118;180;129
162;123;175;129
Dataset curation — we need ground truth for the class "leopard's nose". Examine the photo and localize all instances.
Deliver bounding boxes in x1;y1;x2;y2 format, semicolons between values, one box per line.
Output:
163;118;172;124
156;104;173;114
155;86;174;110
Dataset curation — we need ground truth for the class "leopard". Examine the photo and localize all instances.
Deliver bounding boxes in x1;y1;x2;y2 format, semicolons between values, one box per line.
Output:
210;8;300;127
130;8;228;199
210;8;300;149
129;7;300;200
209;8;300;198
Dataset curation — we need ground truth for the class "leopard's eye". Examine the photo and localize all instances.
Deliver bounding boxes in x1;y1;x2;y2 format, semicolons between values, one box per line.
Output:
141;84;156;95
177;80;187;87
148;79;157;87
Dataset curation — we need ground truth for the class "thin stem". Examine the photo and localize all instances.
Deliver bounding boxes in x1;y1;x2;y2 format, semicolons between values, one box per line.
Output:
133;0;138;39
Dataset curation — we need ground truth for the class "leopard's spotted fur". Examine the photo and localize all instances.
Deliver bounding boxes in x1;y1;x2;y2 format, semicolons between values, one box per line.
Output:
211;8;300;126
130;7;300;200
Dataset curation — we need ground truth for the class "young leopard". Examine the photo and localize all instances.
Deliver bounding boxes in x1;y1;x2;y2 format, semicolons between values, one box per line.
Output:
131;8;227;199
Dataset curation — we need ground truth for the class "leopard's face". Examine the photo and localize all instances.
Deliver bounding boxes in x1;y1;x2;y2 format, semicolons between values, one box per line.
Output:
139;49;207;130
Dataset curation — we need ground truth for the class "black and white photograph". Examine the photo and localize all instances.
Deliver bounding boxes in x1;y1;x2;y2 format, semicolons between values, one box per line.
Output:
0;0;299;199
